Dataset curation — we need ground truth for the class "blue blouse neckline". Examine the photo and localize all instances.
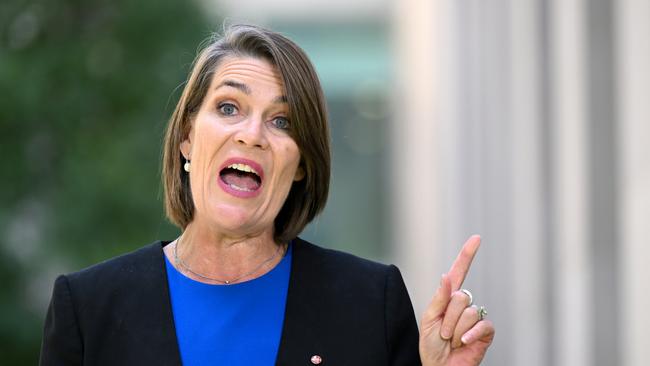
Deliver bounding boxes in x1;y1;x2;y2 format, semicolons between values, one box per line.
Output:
164;243;291;287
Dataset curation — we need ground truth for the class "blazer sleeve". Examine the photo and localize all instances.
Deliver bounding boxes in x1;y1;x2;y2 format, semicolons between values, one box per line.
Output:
39;275;83;366
385;265;422;366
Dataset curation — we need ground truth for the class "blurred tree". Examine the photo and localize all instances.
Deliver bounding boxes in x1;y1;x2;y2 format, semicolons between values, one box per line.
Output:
0;0;212;362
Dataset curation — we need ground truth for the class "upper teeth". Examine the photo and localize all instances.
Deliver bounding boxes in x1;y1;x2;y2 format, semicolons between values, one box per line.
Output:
228;163;259;176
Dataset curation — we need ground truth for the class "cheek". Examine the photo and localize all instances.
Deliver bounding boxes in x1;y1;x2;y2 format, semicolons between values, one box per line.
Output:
283;140;301;167
269;143;301;196
283;147;302;179
194;112;233;141
192;121;231;167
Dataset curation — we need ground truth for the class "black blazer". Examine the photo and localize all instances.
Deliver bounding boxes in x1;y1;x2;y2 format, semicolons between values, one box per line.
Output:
40;238;421;365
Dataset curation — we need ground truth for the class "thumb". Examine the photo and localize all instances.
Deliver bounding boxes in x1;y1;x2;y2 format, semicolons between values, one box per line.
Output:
422;273;452;327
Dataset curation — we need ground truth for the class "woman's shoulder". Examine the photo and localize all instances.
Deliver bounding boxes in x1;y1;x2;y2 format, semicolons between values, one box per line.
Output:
293;237;394;271
50;241;171;324
64;241;166;289
291;237;405;292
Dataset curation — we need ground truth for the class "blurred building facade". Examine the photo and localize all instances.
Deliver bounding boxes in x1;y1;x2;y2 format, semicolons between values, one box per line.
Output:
214;1;650;366
392;1;650;366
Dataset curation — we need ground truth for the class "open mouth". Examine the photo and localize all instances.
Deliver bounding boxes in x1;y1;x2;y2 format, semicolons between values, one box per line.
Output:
219;162;262;193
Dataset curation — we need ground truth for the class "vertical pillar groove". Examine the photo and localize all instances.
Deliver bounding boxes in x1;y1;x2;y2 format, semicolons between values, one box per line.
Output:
549;0;593;365
616;1;650;365
509;0;547;364
389;0;446;317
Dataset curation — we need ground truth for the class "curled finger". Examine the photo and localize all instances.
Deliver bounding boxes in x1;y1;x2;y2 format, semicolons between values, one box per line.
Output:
451;305;479;348
461;319;496;346
440;290;472;340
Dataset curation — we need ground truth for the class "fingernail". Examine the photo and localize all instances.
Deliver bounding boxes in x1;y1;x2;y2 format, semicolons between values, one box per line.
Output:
440;328;452;340
461;332;471;344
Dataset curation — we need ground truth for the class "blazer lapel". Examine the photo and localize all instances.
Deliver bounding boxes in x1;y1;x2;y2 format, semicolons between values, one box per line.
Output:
138;241;183;365
275;239;329;365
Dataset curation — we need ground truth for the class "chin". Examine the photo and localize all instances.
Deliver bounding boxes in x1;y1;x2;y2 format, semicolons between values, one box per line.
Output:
205;203;268;235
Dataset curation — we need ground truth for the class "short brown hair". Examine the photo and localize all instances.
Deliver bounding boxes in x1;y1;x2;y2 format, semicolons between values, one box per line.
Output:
162;24;330;243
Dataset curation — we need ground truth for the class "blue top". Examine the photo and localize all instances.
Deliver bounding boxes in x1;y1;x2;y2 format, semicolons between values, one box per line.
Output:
165;244;292;366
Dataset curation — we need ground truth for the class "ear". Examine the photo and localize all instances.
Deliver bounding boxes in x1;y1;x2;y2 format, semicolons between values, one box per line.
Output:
180;121;194;160
293;165;305;182
180;139;192;160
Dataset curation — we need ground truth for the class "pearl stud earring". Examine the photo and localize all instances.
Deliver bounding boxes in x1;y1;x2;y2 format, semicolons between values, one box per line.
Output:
183;159;191;172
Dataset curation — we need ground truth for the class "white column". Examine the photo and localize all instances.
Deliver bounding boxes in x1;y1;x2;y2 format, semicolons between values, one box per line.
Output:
549;0;593;365
616;1;650;365
508;0;547;365
389;0;452;317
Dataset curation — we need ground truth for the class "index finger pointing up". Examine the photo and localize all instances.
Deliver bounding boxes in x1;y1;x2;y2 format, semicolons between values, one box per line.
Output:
447;235;481;291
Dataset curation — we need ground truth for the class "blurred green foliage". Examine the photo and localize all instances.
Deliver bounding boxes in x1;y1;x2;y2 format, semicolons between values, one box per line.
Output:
0;0;211;362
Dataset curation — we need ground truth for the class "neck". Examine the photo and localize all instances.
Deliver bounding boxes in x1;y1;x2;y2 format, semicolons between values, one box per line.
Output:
165;221;285;284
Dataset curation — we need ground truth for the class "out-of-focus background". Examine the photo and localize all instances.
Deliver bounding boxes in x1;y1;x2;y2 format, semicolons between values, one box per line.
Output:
1;0;648;365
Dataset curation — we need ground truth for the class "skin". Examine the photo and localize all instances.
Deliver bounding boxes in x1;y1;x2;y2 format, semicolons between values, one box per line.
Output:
164;56;304;282
419;235;496;365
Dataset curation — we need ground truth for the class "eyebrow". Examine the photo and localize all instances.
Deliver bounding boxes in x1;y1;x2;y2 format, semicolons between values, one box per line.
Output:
216;80;251;94
216;79;288;104
273;95;288;104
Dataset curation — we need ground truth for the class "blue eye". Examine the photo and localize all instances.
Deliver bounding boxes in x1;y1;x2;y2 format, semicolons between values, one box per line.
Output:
218;103;238;116
272;117;290;130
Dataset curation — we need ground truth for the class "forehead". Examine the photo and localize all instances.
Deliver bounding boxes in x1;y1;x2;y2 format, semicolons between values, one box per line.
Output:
211;56;284;91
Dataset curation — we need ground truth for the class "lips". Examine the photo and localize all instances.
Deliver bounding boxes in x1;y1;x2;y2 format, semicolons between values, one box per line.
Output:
218;158;265;198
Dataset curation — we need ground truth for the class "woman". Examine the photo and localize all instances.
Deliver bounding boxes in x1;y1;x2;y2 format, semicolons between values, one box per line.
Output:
40;24;494;365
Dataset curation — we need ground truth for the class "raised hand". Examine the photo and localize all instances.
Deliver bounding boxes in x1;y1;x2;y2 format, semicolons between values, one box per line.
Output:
419;235;495;366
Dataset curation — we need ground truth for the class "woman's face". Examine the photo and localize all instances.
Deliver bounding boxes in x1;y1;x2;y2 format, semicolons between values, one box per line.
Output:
181;56;304;238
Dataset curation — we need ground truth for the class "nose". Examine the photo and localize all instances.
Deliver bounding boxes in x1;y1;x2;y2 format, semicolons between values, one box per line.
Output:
234;116;269;149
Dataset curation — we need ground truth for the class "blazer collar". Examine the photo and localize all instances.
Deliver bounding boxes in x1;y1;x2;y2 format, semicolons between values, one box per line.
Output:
275;238;329;365
147;241;183;364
